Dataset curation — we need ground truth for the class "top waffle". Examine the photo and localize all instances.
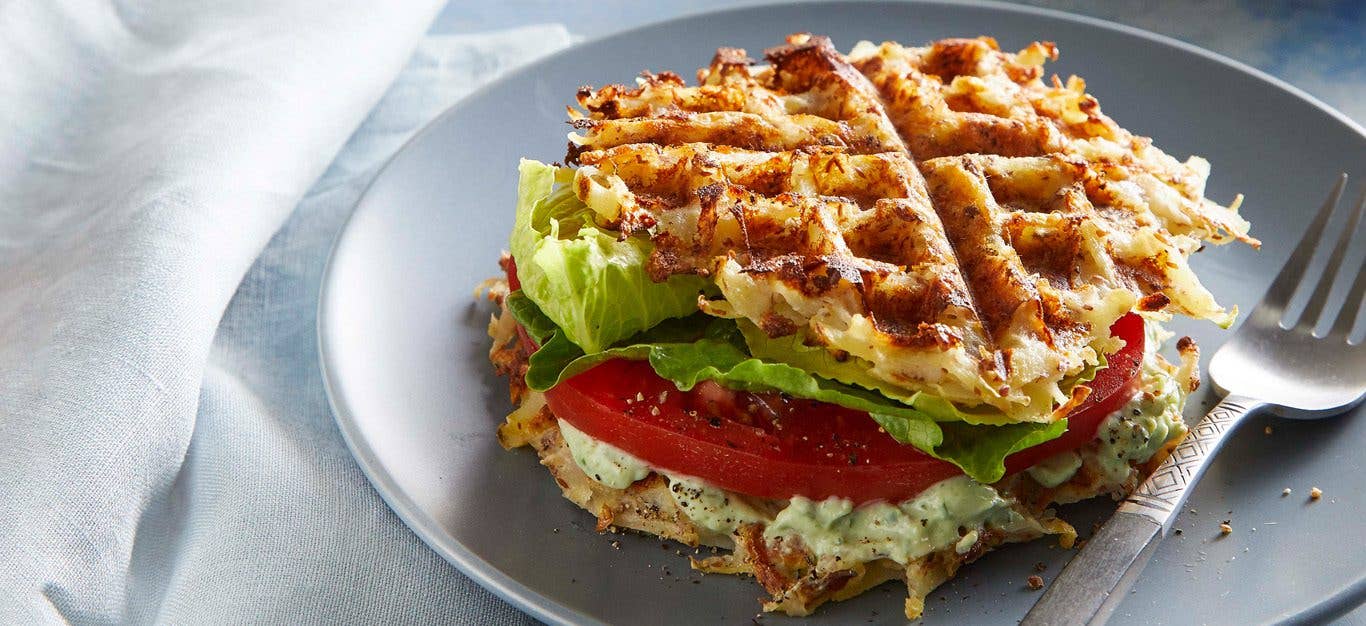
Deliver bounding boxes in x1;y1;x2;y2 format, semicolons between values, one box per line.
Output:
564;34;1256;421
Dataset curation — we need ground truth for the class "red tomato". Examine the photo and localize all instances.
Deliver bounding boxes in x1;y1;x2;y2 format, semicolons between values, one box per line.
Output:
545;361;965;502
508;265;1145;503
505;257;522;291
1003;312;1144;474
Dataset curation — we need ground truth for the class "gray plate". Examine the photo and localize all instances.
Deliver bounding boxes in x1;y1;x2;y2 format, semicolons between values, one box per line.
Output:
318;2;1366;624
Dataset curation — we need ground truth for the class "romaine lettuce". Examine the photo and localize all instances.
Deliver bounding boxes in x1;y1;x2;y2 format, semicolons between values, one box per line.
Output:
739;321;1029;426
509;160;710;353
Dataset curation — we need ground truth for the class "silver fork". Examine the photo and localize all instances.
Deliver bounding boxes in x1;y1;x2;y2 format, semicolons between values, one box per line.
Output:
1022;176;1366;625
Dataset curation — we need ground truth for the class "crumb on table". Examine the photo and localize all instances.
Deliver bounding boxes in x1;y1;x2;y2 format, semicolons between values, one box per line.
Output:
1310;487;1323;501
1219;522;1232;535
1027;575;1044;591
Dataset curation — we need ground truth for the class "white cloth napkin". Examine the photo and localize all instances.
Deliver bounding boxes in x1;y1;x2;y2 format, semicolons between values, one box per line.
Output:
0;1;571;622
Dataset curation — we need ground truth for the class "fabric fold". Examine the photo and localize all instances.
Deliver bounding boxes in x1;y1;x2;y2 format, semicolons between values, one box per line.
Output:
0;4;572;624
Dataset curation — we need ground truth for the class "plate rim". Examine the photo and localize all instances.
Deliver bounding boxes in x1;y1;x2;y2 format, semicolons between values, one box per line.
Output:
317;2;1366;624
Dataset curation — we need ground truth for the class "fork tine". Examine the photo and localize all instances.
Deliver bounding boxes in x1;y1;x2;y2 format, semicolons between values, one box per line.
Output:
1329;254;1366;341
1297;185;1365;333
1259;174;1347;316
1328;190;1366;340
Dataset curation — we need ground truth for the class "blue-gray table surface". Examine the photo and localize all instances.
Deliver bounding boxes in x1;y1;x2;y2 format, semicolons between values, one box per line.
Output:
442;0;1364;124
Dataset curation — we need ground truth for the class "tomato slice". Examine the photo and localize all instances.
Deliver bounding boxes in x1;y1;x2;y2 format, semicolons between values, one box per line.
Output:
508;264;1145;503
546;362;965;502
1003;312;1144;474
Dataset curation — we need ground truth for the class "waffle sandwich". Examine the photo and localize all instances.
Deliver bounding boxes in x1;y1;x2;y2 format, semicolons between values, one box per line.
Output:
484;33;1256;619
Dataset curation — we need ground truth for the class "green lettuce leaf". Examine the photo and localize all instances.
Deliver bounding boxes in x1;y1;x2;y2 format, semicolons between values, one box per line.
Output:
523;314;745;393
938;419;1070;476
509;291;1065;484
739;321;1021;426
504;291;558;344
870;413;1068;484
509;160;711;353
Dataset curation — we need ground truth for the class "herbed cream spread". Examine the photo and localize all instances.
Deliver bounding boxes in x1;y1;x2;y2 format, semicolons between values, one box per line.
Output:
556;332;1186;568
563;416;1034;566
1029;324;1186;489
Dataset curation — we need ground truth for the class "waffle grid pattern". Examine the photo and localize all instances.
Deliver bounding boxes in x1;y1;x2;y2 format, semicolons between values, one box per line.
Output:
563;34;1255;418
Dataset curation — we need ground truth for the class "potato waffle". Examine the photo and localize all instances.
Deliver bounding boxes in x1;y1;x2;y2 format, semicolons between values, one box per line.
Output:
566;34;1255;421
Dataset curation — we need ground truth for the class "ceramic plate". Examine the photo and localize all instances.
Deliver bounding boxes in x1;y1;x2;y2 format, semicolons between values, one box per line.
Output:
319;2;1366;623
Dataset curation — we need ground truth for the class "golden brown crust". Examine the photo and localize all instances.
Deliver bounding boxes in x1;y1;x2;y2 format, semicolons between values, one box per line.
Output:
537;425;707;546
567;33;1255;419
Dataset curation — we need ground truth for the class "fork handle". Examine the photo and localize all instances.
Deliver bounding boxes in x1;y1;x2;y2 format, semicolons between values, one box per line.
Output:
1021;394;1262;626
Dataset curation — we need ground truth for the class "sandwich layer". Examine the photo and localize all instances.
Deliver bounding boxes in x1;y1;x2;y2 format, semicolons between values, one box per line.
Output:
486;283;1189;618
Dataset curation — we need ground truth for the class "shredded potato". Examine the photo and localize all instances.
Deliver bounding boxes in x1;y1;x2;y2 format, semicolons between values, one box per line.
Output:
562;34;1253;421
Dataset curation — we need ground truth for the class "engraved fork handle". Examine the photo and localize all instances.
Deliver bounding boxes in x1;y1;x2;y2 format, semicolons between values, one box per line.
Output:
1020;395;1262;626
